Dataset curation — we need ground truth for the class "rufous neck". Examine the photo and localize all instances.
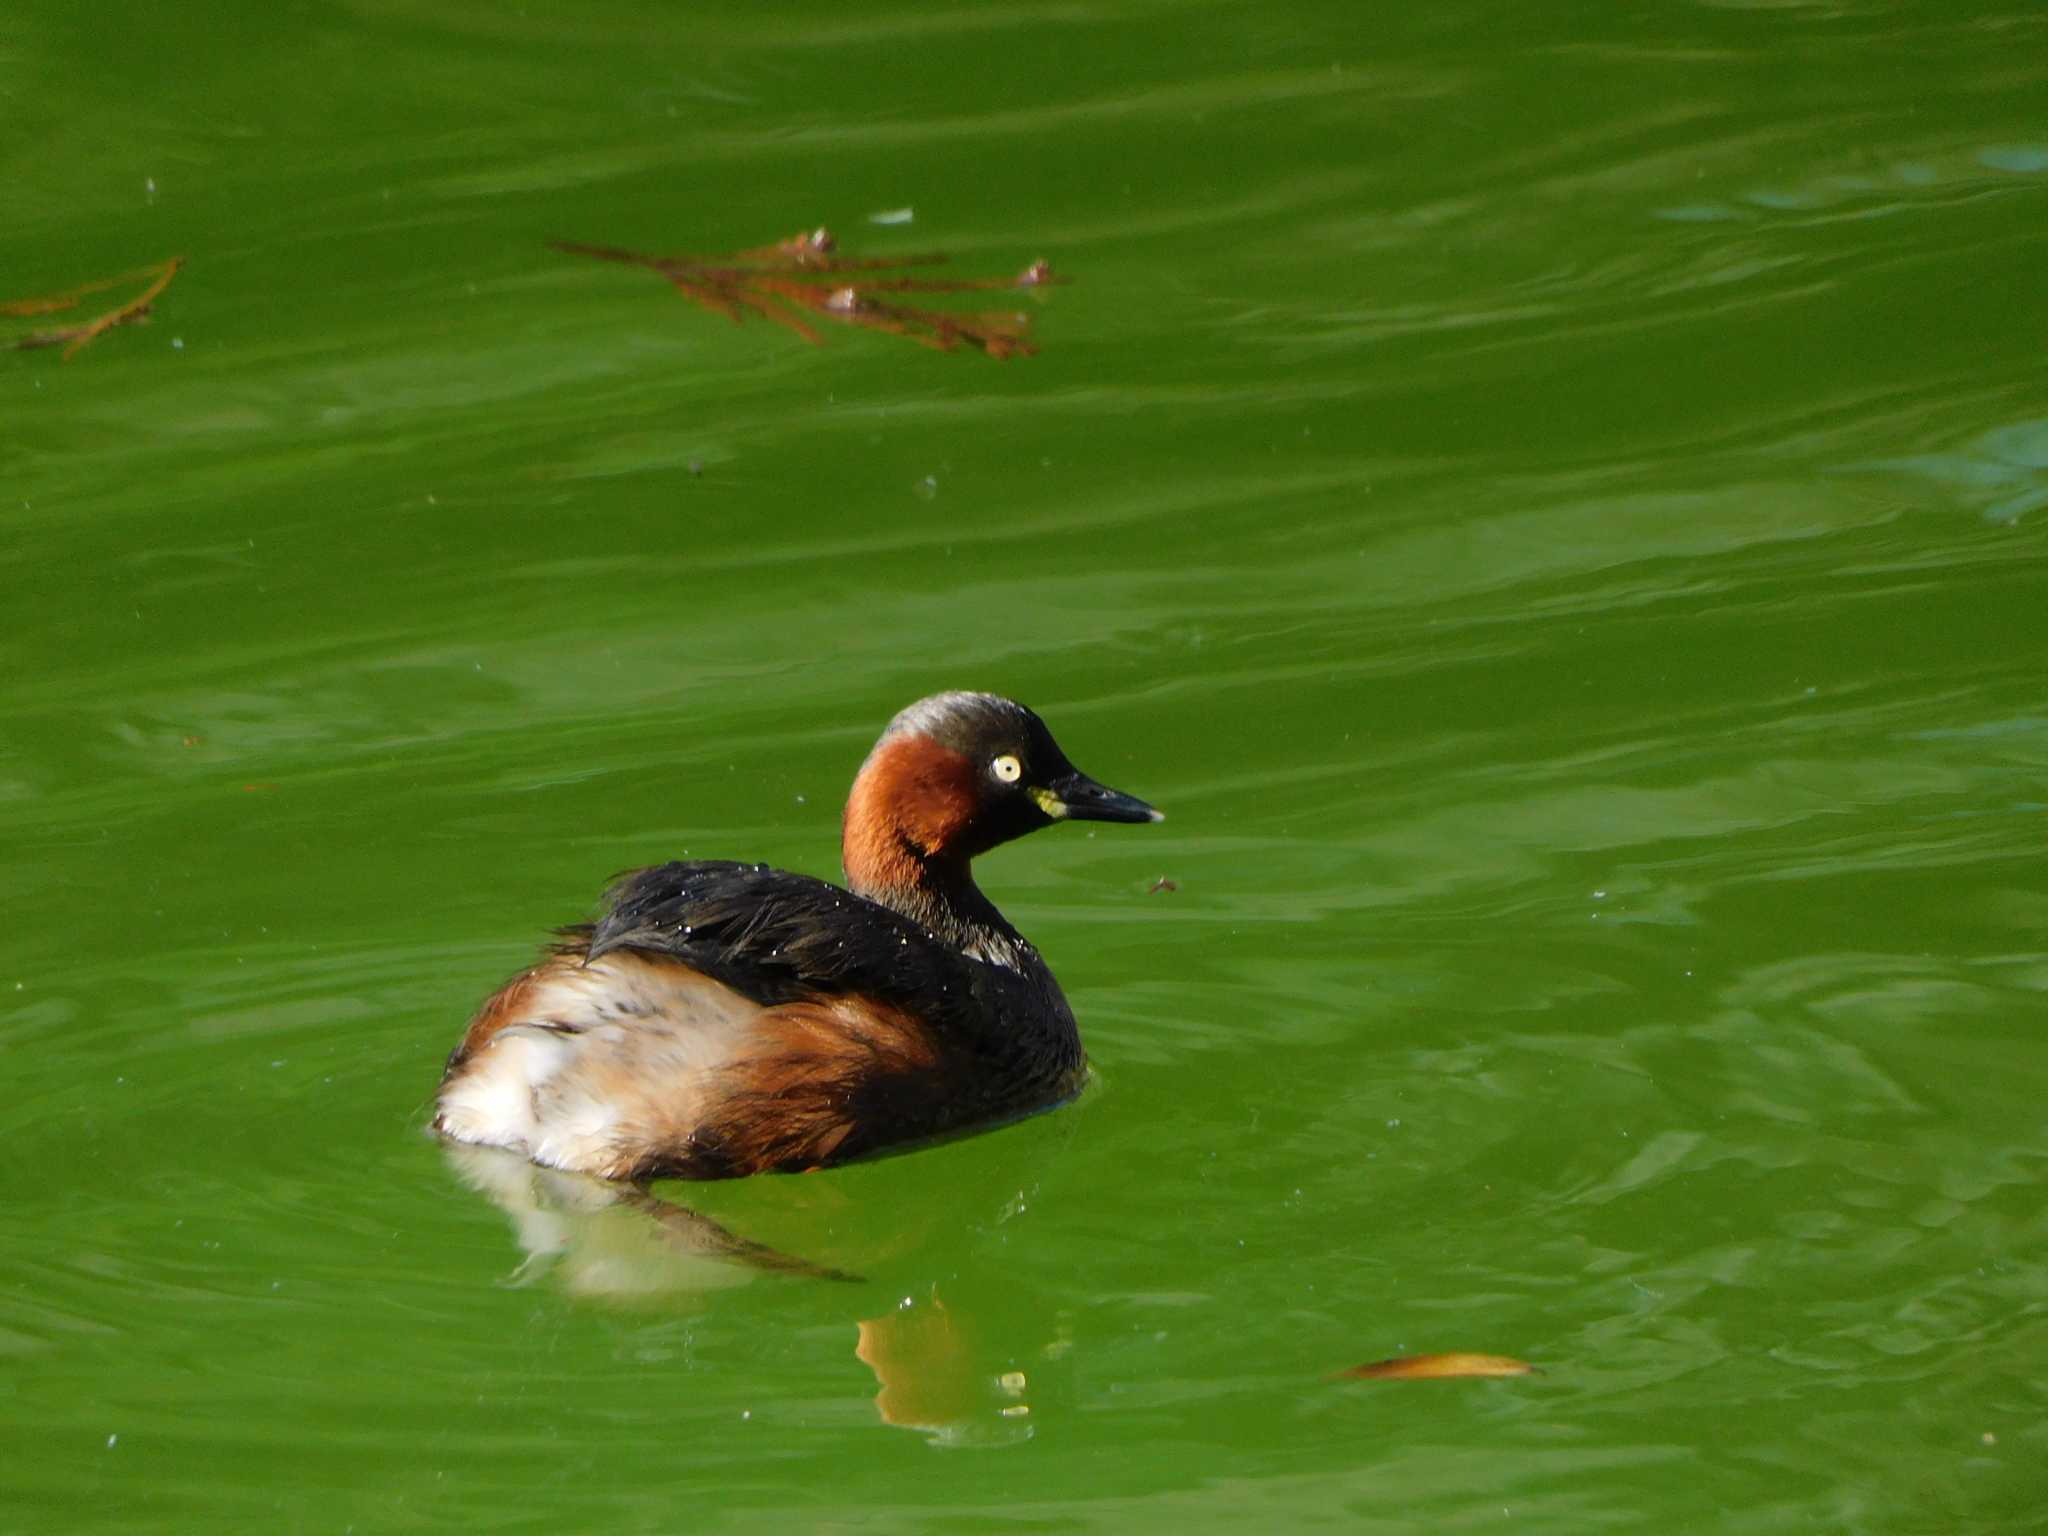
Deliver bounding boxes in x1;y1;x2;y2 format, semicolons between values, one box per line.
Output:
842;736;1029;963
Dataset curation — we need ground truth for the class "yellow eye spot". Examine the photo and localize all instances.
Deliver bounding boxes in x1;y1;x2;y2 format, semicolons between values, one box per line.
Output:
991;754;1023;783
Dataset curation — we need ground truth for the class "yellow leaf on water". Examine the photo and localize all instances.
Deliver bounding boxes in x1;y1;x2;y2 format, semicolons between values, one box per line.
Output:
1339;1352;1536;1381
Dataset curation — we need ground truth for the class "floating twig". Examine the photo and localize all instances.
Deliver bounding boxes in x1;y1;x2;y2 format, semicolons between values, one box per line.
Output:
6;257;184;359
553;228;1063;358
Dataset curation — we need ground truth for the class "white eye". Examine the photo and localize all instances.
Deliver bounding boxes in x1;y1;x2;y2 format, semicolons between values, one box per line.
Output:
991;754;1023;783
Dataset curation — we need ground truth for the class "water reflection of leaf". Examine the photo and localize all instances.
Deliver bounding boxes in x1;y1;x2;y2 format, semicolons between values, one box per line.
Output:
552;228;1062;358
4;257;184;359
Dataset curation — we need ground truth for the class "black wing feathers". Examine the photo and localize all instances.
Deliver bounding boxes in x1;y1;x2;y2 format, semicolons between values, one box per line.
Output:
581;862;1047;1050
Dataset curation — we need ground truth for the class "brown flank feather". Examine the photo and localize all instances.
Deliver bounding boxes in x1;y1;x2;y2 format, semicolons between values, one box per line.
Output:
653;995;943;1179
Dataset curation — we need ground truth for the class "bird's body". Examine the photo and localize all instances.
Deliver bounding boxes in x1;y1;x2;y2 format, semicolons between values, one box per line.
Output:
433;693;1159;1180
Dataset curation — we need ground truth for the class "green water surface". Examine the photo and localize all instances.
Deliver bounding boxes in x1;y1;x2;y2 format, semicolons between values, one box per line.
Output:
6;2;2046;1531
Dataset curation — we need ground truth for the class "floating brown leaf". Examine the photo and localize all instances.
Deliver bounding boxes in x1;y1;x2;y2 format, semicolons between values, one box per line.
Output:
6;257;184;359
1339;1352;1536;1382
553;228;1063;358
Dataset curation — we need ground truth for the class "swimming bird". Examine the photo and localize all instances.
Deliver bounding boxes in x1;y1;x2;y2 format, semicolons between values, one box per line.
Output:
433;692;1160;1180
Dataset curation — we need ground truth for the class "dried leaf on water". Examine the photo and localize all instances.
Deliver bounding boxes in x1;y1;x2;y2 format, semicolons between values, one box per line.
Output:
1338;1352;1536;1382
553;228;1064;358
5;257;184;359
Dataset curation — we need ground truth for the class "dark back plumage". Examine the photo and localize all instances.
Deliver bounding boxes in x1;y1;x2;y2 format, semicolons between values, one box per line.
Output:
584;860;1081;1079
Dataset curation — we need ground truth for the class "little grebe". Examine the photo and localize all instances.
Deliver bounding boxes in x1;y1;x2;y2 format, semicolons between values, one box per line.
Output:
433;692;1160;1180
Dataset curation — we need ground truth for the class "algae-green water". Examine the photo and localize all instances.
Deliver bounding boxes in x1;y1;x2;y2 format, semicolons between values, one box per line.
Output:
6;2;2046;1530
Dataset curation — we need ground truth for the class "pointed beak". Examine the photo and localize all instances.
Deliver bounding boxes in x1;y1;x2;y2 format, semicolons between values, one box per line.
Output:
1040;768;1164;825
